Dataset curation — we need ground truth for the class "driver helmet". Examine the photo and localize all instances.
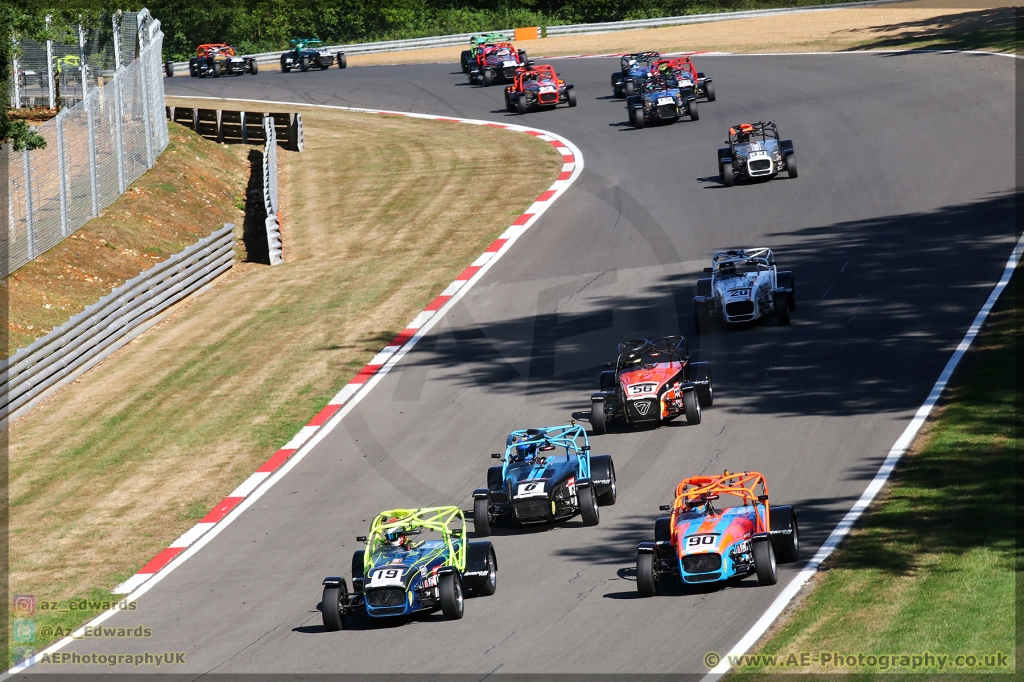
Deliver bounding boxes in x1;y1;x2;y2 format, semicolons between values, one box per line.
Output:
382;518;408;547
515;443;537;461
658;63;672;77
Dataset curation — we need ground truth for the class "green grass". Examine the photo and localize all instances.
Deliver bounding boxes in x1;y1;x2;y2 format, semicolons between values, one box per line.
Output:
728;275;1019;678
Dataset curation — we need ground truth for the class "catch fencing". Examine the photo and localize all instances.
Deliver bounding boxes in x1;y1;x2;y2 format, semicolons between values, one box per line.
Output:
0;224;235;424
3;9;168;278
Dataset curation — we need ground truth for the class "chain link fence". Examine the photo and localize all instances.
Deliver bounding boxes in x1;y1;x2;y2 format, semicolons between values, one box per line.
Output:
3;10;168;278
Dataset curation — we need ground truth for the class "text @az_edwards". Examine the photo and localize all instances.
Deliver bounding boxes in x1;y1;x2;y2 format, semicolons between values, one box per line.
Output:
38;652;186;667
704;650;1012;671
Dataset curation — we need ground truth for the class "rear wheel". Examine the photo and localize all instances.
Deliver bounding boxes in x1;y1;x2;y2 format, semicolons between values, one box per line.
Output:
211;60;221;78
321;582;347;631
461;50;472;72
774;511;800;563
439;572;465;620
280;54;289;73
505;89;516;113
705;80;716;102
785;153;798;178
636;552;656;597
774;293;791;325
518;49;528;64
249;59;258;75
753;540;778;586
695;304;709;336
164;61;173;77
578;485;599;526
625;80;636;96
475;548;497;597
473;497;491;537
515;95;528;115
596;458;616;506
300;55;309;72
722;163;734;187
696;367;713;408
688;99;699;121
337;53;347;69
567;88;577;107
591;401;606;435
684;390;701;425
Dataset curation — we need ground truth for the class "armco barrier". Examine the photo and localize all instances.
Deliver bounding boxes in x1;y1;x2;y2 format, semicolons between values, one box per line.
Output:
166;107;303;152
0;225;235;424
262;117;283;265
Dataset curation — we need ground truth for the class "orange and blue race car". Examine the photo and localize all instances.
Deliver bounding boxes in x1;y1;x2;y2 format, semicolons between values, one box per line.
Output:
635;471;799;595
504;64;577;114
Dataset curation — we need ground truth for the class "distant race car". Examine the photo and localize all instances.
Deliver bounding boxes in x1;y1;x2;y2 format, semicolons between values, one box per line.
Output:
472;422;616;534
504;64;577;114
321;506;496;629
186;44;257;78
610;51;660;98
635;470;799;595
590;336;712;435
626;74;698;128
462;33;509;73
651;57;715;101
693;248;796;332
717;121;796;187
468;42;529;86
280;38;345;72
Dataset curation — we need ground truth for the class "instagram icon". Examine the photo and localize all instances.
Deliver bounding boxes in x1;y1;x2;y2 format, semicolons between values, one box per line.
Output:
13;595;36;617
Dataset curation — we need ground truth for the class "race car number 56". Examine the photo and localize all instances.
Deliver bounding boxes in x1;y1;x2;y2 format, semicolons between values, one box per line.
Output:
369;568;404;587
628;383;657;395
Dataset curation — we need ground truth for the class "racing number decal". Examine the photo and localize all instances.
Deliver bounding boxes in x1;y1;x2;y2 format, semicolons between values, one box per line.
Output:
369;568;404;587
517;482;546;498
628;383;657;396
686;535;717;548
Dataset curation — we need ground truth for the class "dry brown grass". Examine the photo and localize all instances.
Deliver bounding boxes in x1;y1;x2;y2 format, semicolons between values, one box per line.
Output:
8;102;559;634
343;0;1016;67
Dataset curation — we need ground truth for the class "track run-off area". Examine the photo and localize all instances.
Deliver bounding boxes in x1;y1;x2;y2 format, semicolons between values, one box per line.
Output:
12;51;1018;677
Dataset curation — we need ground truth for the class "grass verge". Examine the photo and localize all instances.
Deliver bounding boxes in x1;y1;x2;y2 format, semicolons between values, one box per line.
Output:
4;122;247;357
7;100;561;665
727;271;1019;678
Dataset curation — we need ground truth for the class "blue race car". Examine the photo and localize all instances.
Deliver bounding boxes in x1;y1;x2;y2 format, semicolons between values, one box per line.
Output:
626;74;698;128
472;422;616;535
611;51;660;98
321;506;497;629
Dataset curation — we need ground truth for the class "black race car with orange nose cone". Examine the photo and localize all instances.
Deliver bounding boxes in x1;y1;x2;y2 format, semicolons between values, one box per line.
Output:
590;336;713;435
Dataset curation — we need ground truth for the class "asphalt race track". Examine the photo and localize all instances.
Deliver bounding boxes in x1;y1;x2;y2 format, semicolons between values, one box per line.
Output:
21;52;1017;677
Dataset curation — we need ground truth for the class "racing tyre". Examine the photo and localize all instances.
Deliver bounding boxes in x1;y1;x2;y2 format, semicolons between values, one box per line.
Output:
578;484;599;526
461;50;472;72
688;99;699;121
467;69;476;84
772;508;800;563
475;547;498;597
692;363;713;408
785;153;798;178
198;68;206;79
592;456;616;506
473;497;491;537
164;61;173;77
705;80;716;102
683;390;701;425
300;55;310;72
567;88;577;107
774;293;791;326
636;552;657;597
482;69;493;87
633;110;645;129
211;61;221;78
439;571;465;620
518;50;528;64
753;539;778;586
321;582;347;631
591;401;607;435
516;95;528;115
625;80;636;96
280;54;289;73
722;163;734;187
337;53;347;69
505;91;516;113
694;304;709;336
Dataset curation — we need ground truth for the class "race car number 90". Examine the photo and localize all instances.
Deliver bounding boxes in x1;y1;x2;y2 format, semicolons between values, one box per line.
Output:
685;535;718;548
369;568;405;587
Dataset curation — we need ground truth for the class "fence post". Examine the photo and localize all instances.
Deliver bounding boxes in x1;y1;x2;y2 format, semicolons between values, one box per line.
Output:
79;24;100;216
139;46;154;168
45;16;55;109
10;39;20;109
240;111;247;143
113;71;126;194
112;11;122;71
22;147;35;260
56;115;69;237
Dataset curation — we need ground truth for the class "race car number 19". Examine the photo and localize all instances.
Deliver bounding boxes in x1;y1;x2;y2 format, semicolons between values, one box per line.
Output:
369;568;404;586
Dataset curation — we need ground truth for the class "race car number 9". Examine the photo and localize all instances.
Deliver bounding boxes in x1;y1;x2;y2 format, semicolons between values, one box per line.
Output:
628;383;657;395
686;535;717;548
370;568;404;586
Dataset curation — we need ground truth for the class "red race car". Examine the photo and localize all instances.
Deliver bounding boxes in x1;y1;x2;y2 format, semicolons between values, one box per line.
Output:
652;56;715;102
636;470;799;595
590;336;712;435
186;44;257;78
504;65;577;114
467;42;529;86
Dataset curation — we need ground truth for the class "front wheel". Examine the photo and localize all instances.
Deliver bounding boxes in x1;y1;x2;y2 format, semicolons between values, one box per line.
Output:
321;582;347;631
705;80;716;102
785;153;798;178
636;552;656;597
439;572;465;619
753;540;778;586
280;54;289;73
684;390;701;425
624;80;636;96
473;497;491;537
578;485;599;526
300;55;310;72
164;61;173;77
249;59;258;75
337;53;347;69
482;69;493;87
688;99;699;121
590;401;606;435
722;163;734;187
633;109;645;129
211;61;221;78
567;88;577;107
515;95;528;115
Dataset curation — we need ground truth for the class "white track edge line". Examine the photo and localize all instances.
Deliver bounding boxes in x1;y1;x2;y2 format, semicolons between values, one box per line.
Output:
1;107;584;679
699;230;1024;681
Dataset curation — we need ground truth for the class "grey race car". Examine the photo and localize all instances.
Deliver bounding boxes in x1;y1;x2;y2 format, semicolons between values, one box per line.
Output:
693;248;796;332
717;121;797;186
